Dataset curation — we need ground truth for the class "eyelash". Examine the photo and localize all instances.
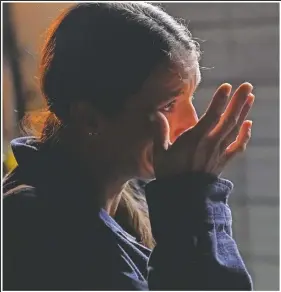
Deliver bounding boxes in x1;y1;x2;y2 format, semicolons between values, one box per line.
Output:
161;100;177;113
160;95;195;113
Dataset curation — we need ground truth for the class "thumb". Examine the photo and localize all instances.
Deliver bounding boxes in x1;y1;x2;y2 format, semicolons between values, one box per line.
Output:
150;111;170;154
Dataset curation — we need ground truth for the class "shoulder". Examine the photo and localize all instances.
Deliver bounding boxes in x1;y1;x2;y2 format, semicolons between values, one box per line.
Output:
4;184;38;211
3;166;37;203
3;183;46;238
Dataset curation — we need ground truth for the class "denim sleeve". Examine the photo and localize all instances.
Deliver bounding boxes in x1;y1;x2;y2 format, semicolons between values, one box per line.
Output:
145;172;253;291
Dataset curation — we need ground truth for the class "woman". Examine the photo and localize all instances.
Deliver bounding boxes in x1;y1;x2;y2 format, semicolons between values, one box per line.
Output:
3;3;255;290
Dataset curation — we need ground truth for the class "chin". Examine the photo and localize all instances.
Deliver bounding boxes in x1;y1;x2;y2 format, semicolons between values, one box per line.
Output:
139;167;155;180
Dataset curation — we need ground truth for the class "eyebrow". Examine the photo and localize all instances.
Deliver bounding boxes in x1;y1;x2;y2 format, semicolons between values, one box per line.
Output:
163;73;202;102
168;88;184;98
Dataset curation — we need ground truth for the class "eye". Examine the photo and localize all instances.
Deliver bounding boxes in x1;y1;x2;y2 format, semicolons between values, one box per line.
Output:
160;100;177;113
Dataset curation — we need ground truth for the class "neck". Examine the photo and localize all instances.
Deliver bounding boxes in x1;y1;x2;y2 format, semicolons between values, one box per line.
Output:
100;181;126;217
82;158;129;217
55;134;129;217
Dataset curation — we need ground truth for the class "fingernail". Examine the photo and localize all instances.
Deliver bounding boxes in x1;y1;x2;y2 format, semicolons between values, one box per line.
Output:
222;83;232;96
248;94;255;105
244;82;253;91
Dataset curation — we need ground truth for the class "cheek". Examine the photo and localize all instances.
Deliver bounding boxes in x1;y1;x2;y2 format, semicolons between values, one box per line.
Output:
106;113;154;178
138;142;154;178
118;117;153;167
132;119;155;177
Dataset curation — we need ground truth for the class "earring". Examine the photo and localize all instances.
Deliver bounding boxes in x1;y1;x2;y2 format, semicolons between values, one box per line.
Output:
89;132;98;136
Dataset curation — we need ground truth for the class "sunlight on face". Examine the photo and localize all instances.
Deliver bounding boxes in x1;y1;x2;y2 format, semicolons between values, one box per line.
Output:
155;62;201;143
136;61;201;178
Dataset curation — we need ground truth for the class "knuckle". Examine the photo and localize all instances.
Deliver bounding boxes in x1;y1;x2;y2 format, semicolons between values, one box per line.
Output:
238;144;247;153
208;131;227;148
224;116;237;128
245;131;251;140
206;134;217;146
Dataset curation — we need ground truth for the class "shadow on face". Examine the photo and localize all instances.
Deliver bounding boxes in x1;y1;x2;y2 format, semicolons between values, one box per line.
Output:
92;60;201;180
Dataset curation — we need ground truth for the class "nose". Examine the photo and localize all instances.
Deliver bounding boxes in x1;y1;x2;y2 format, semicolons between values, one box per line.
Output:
174;112;198;138
174;127;191;138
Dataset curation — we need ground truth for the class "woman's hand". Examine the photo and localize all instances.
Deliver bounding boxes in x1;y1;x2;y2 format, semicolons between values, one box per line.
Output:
151;82;255;179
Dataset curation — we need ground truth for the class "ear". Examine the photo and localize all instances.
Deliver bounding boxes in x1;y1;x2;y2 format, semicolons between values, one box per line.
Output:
69;101;104;135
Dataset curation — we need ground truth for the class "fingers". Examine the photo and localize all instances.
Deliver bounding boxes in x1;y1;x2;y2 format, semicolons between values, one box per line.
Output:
220;93;255;150
150;111;171;155
220;120;252;166
224;83;253;118
210;82;253;141
193;83;232;136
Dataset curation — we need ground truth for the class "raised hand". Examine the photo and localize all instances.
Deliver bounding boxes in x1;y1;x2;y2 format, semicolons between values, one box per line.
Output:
151;82;255;179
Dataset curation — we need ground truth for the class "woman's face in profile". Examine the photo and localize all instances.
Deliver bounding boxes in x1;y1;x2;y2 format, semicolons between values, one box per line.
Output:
99;61;201;180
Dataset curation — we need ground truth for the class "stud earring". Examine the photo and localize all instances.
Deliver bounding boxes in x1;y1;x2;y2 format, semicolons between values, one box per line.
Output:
89;132;98;136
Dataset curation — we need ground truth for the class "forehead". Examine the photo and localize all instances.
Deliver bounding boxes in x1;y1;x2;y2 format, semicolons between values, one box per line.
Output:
129;60;201;109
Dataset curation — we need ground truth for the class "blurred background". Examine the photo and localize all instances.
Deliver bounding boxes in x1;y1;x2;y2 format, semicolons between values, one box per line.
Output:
2;3;279;290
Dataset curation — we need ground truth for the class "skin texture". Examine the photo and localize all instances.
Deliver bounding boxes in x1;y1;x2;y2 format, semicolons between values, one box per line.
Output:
66;60;254;214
